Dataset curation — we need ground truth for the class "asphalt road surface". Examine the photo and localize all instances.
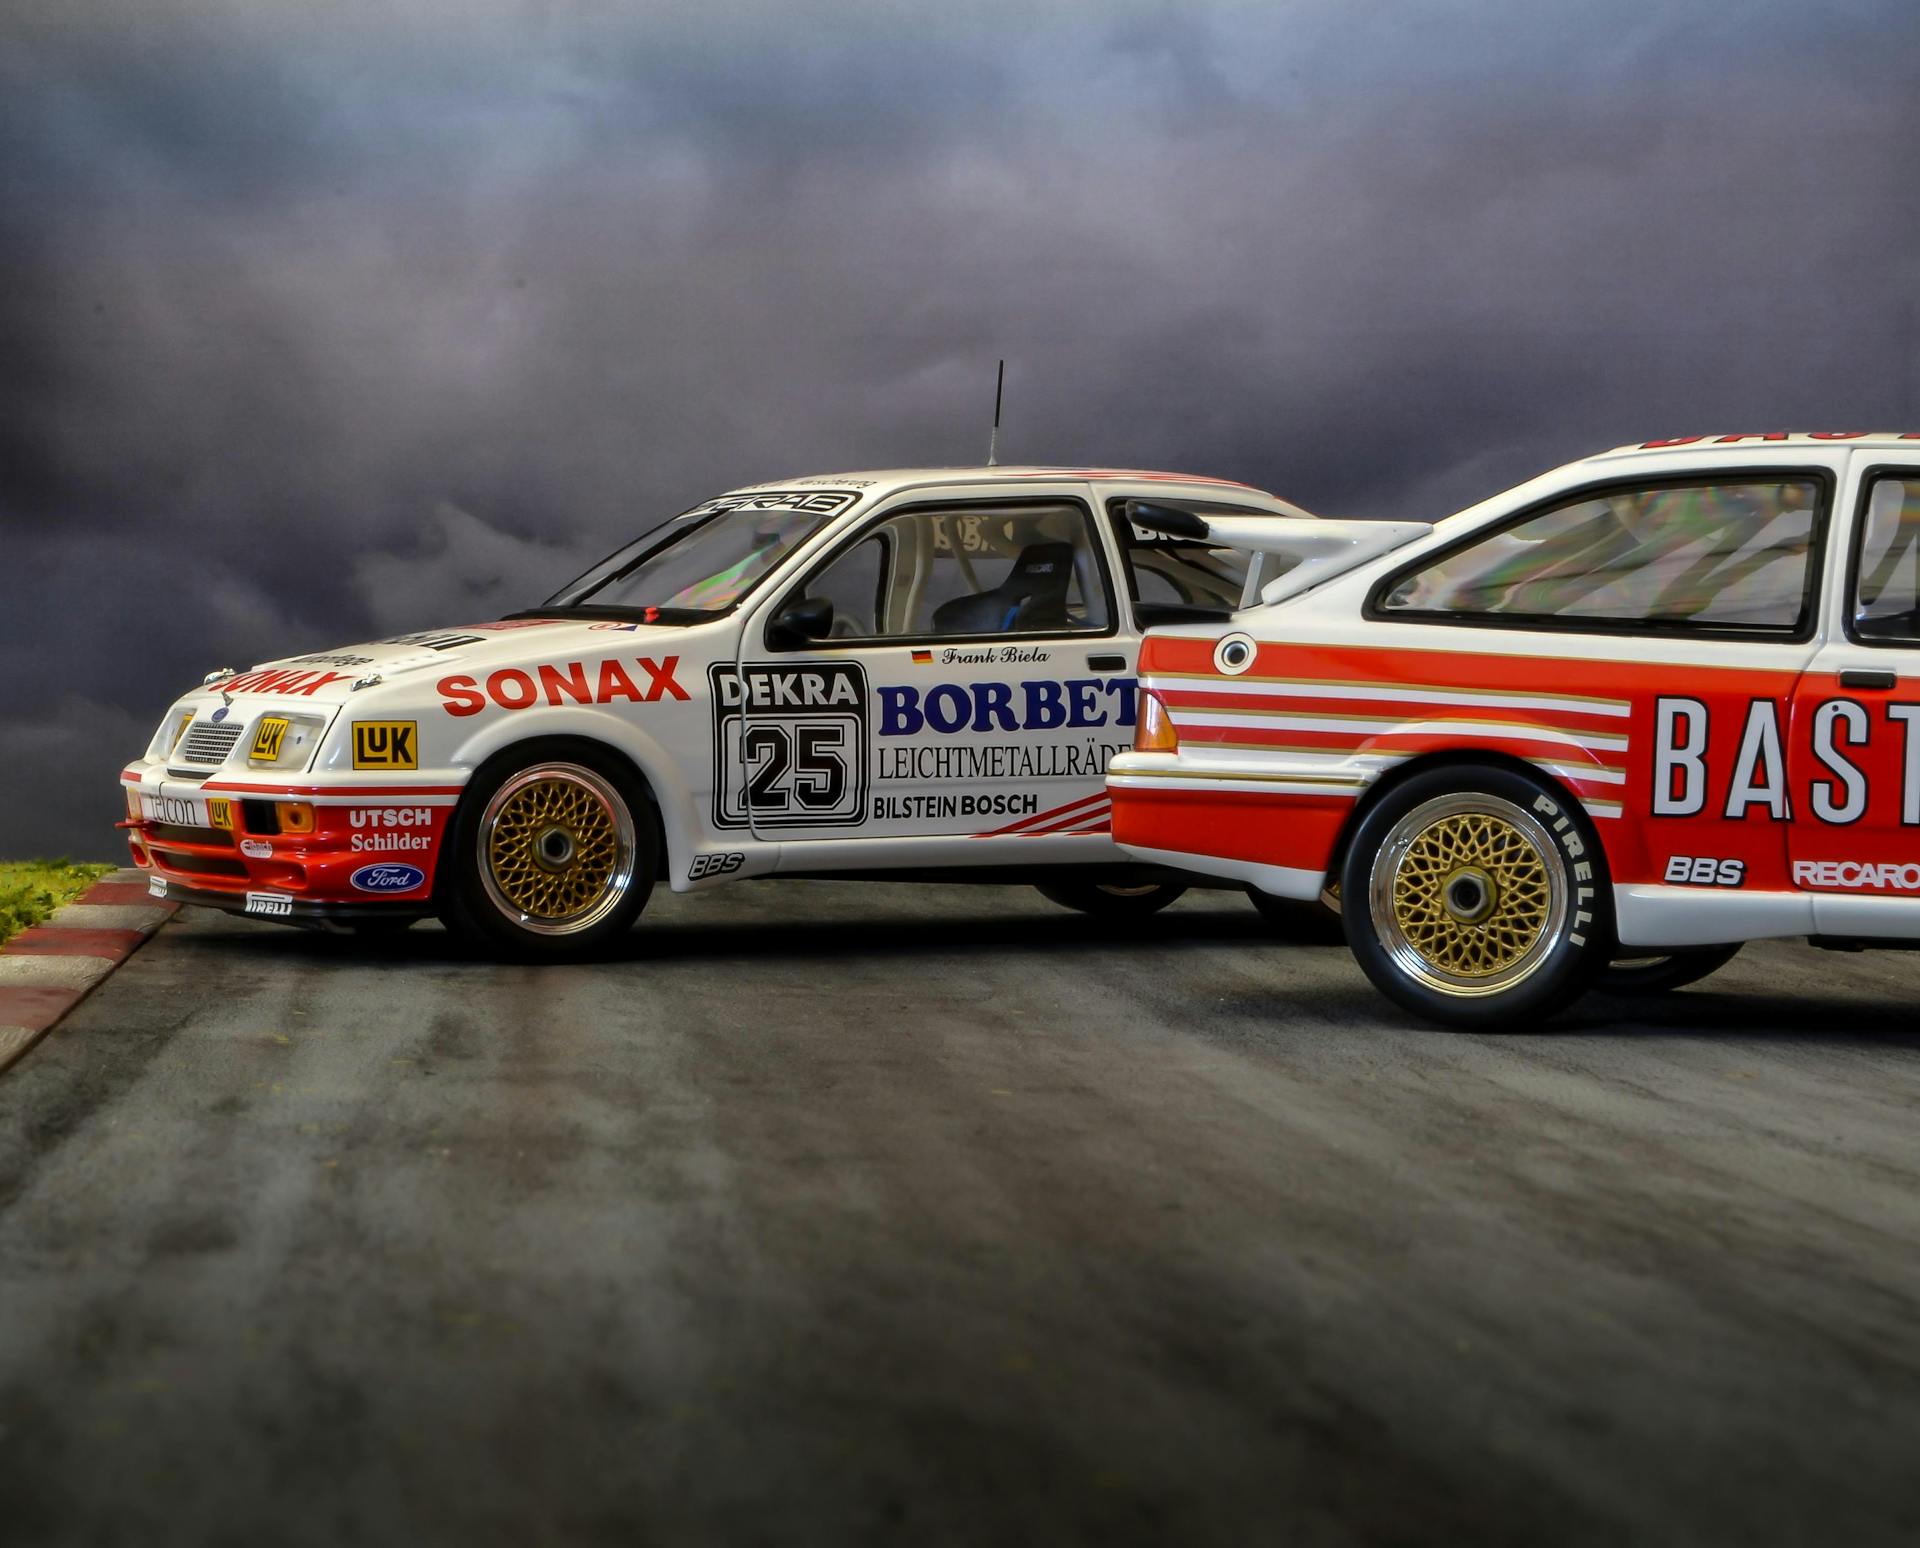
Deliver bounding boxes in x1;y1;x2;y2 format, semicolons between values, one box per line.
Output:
2;882;1918;1547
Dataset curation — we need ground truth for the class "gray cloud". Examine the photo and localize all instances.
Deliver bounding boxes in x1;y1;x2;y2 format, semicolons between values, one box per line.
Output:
4;0;1919;856
351;504;603;632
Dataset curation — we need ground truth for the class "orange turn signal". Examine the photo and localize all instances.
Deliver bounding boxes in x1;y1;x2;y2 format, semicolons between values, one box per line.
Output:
275;801;316;835
1134;690;1179;753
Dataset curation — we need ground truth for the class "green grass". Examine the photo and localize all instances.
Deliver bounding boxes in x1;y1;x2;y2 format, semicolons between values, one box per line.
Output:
0;860;117;946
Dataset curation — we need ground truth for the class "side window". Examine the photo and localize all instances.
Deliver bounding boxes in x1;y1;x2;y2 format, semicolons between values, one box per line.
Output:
1379;479;1824;634
1106;500;1258;612
801;532;886;638
1851;476;1920;643
800;502;1112;641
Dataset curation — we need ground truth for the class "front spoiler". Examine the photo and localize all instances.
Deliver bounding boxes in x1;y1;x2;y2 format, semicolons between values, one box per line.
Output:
142;875;437;931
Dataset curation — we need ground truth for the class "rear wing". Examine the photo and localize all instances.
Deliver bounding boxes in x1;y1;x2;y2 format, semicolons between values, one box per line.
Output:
1125;502;1433;607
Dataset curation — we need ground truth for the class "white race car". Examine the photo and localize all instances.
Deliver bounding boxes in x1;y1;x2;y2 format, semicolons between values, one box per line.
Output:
1108;432;1920;1026
120;467;1326;954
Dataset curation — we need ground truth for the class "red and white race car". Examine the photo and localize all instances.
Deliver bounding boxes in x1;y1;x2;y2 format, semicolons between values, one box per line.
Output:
1110;433;1920;1026
120;466;1331;954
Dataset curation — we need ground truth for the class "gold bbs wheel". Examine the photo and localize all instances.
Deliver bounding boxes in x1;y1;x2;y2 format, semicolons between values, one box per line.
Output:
1368;791;1568;997
477;763;637;936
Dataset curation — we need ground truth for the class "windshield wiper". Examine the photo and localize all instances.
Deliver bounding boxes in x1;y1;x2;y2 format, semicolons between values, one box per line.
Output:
502;605;710;626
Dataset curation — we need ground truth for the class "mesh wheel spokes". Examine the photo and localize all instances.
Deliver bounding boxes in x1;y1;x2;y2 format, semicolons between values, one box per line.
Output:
1393;812;1551;977
1370;791;1570;998
478;765;636;934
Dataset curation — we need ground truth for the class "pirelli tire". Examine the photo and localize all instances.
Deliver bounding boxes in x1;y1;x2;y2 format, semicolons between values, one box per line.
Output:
438;741;657;959
1034;879;1187;919
1339;764;1610;1030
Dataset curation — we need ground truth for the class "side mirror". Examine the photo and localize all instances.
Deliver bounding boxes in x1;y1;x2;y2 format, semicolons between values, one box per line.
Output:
768;596;834;647
1125;500;1209;540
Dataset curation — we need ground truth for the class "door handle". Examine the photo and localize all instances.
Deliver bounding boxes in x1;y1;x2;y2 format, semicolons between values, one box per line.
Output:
1840;669;1898;690
1088;653;1129;671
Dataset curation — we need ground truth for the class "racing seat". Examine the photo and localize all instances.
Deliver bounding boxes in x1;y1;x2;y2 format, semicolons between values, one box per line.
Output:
930;542;1076;635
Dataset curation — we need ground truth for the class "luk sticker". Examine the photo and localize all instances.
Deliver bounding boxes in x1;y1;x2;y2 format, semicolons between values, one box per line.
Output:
250;717;288;764
710;661;869;830
352;721;418;770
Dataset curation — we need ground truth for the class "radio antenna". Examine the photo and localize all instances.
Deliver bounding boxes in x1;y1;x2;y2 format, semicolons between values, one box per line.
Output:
986;358;1005;467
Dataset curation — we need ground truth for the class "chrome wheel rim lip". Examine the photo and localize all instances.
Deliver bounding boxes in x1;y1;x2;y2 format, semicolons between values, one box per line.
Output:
478;763;637;936
1368;791;1568;998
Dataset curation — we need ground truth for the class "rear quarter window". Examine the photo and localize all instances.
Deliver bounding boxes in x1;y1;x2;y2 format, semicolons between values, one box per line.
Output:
1376;477;1826;637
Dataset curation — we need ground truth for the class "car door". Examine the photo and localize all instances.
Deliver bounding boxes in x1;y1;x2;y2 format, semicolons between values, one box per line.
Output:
738;487;1137;854
1786;459;1920;933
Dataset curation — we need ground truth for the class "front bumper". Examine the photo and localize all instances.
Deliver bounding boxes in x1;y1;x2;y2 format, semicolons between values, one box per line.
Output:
119;764;462;916
137;872;437;929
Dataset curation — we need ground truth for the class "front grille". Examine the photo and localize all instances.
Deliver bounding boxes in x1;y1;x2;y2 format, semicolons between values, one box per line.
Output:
178;721;244;766
146;823;234;848
148;847;249;879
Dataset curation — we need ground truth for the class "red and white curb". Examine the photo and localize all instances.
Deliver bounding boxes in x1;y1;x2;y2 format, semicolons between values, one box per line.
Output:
0;869;178;1074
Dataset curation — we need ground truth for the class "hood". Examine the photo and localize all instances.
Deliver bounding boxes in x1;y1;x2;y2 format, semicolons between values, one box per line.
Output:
192;617;673;706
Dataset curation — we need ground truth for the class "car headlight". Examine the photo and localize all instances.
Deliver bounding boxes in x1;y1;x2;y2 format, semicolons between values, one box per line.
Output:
147;708;195;761
246;712;328;771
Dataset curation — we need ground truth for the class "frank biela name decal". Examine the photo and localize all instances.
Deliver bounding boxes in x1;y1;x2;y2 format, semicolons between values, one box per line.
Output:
935;645;1052;666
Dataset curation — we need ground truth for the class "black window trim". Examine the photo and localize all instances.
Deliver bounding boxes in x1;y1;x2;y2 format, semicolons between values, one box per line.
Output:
1363;467;1837;646
1840;461;1920;649
763;494;1121;653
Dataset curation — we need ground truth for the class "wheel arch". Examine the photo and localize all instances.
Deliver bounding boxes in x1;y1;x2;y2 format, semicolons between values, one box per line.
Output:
1326;749;1635;896
448;726;674;884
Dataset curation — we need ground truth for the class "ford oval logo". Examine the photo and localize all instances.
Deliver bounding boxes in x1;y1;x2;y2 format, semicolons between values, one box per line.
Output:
350;863;426;893
210;706;228;723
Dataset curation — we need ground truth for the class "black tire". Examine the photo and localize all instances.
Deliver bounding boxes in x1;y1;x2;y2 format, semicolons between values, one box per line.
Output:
1596;944;1741;996
1034;879;1186;919
1340;763;1610;1029
437;741;656;959
1246;888;1344;941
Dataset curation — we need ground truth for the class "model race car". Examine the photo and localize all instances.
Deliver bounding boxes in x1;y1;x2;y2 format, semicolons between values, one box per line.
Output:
119;466;1353;955
1109;433;1920;1026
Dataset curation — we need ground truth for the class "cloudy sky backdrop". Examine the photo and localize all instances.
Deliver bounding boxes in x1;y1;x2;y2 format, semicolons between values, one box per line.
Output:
6;0;1919;857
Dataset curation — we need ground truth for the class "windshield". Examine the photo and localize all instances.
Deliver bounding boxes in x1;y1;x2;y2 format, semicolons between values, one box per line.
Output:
543;490;862;617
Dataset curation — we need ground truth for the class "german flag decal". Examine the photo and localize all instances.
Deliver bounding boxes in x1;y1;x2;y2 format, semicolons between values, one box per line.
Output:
911;649;933;665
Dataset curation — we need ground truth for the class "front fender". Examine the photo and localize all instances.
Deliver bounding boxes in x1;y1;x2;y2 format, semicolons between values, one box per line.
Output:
449;706;704;880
